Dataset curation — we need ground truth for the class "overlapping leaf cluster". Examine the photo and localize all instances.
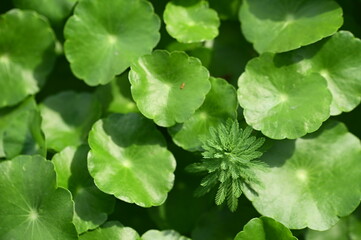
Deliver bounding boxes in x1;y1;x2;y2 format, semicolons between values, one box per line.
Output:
0;0;361;239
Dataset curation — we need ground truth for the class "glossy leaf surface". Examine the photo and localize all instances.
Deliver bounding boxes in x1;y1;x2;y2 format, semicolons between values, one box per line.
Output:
0;98;45;159
239;0;343;53
40;91;101;152
278;31;361;116
235;217;297;240
168;77;237;151
129;50;210;127
13;0;76;26
52;145;115;233
0;9;56;107
0;155;77;240
243;121;361;230
64;0;160;85
238;53;332;139
164;0;220;43
88;113;176;207
306;207;361;240
79;221;140;240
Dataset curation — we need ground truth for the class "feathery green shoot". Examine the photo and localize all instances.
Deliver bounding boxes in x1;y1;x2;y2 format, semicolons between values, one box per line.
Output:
187;119;266;211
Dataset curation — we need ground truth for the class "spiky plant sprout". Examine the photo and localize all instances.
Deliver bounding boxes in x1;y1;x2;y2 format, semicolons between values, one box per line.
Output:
187;119;266;211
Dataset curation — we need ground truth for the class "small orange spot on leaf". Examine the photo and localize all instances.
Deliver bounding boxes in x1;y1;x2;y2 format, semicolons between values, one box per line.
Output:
180;82;185;89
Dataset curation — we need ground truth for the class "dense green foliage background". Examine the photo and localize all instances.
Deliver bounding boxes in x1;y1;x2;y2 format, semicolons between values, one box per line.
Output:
1;0;361;239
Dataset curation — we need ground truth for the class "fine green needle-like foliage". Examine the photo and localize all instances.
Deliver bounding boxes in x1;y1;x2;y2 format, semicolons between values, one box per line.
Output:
187;119;266;211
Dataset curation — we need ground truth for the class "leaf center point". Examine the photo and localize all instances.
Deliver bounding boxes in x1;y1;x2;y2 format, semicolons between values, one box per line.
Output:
296;169;308;182
319;69;331;80
279;93;288;102
199;111;208;120
107;35;117;44
0;54;10;64
122;159;132;168
28;209;39;221
285;13;295;22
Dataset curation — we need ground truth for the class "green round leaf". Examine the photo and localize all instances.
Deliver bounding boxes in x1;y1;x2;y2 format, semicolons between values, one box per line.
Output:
163;0;220;43
13;0;76;26
234;217;297;240
243;121;361;230
40;91;102;152
95;72;138;114
306;207;361;240
239;0;343;53
88;113;176;207
0;9;56;107
79;221;140;240
142;229;190;240
52;145;115;234
291;31;361;116
168;77;237;151
238;53;332;139
64;0;160;86
0;97;45;159
239;30;361;119
129;50;211;127
0;155;77;240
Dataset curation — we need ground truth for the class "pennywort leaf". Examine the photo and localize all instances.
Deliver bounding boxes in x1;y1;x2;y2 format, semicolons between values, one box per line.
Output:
0;155;77;240
303;31;361;115
238;53;332;139
306;207;361;240
0;9;56;108
164;0;220;43
235;217;297;240
168;77;238;151
88;113;176;207
52;145;115;234
239;0;343;53
13;0;76;26
79;221;140;240
129;50;211;127
243;121;361;230
278;31;361;116
64;0;161;85
40;91;101;152
0;97;45;159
